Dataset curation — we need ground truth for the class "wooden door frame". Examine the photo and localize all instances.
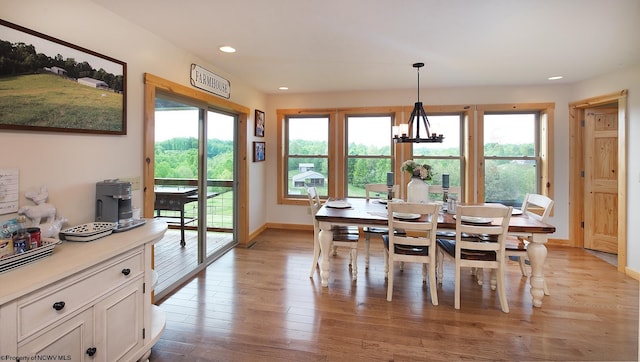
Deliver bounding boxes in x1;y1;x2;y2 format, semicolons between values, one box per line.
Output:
569;90;627;272
143;73;250;247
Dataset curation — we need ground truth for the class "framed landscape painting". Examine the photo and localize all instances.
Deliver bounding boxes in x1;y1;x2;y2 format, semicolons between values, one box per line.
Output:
0;19;127;135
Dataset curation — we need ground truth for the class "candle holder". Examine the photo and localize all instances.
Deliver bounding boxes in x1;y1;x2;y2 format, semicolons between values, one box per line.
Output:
441;173;450;203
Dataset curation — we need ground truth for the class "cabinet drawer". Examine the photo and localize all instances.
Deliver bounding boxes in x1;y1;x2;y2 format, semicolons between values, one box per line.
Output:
18;308;94;361
17;249;144;341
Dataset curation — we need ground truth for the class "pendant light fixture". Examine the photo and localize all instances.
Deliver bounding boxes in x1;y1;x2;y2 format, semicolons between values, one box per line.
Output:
393;62;444;143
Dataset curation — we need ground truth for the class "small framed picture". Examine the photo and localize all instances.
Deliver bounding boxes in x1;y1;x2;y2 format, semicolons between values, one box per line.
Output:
255;109;265;137
253;141;265;162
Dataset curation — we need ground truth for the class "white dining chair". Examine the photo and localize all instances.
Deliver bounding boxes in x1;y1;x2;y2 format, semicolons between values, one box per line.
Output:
383;201;440;304
428;185;461;240
428;184;462;203
505;193;554;294
307;187;360;279
436;204;512;313
362;183;399;269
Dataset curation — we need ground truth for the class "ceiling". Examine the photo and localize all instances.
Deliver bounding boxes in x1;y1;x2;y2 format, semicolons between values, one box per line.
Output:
93;0;640;94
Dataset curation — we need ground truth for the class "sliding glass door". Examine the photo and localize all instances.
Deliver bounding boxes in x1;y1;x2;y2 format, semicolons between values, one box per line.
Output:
152;95;237;299
204;109;236;259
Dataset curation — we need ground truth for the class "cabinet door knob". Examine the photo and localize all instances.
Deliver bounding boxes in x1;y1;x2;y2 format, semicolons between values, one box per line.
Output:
121;268;131;276
52;301;65;311
86;347;97;356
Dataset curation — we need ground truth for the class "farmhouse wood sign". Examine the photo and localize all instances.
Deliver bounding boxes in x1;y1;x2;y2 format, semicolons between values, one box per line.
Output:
0;19;127;135
190;64;231;99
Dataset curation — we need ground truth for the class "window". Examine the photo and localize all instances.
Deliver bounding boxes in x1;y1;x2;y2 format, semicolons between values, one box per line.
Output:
345;115;393;197
277;103;553;207
477;103;554;207
278;107;400;205
411;113;464;197
483;113;538;206
284;115;330;198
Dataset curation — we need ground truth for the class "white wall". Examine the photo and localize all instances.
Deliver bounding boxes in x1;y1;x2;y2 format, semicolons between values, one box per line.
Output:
2;0;268;235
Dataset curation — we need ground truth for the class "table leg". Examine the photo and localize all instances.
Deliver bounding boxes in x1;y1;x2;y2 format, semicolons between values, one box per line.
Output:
180;206;186;247
318;227;333;287
527;234;548;307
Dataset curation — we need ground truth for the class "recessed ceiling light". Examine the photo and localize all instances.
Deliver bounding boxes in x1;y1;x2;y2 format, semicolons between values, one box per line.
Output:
278;86;289;90
219;46;236;53
548;75;563;80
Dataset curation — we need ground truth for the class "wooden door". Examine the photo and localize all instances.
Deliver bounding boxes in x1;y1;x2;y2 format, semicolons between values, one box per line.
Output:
583;107;618;253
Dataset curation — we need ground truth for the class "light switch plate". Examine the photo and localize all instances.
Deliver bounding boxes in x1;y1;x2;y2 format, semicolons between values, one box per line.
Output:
120;176;141;190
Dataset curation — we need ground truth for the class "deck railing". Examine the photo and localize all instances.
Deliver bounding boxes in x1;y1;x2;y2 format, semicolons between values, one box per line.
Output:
154;178;234;231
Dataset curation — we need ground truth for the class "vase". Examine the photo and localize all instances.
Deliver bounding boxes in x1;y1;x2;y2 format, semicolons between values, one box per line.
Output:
407;177;430;203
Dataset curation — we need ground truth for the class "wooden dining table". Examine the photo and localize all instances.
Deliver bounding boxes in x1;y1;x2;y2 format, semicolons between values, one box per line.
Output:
315;198;556;308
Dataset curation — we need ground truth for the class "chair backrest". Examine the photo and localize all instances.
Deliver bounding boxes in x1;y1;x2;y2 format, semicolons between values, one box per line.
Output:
307;187;321;237
386;202;439;249
307;186;321;213
429;185;462;200
521;193;554;222
455;204;512;262
365;183;399;200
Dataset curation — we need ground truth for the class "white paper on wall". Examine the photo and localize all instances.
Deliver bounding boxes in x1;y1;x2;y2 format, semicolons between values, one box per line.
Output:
0;168;19;215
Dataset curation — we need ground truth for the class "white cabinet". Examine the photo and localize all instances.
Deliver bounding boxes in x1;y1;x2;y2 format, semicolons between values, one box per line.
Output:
18;308;93;361
16;275;145;362
95;278;145;361
12;249;145;361
0;219;167;362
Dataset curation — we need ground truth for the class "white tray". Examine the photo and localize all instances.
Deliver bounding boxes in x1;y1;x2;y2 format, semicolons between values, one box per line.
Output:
60;222;116;241
62;229;113;242
0;238;61;274
60;222;116;236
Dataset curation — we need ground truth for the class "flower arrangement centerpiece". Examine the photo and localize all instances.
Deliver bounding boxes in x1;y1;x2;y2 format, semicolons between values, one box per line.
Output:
401;160;433;203
401;160;433;181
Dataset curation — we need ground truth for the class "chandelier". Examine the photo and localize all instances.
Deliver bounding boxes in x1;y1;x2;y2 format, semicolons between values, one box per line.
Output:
393;63;444;143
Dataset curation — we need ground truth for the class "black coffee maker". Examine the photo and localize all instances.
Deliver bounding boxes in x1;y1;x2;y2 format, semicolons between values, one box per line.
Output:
95;179;145;232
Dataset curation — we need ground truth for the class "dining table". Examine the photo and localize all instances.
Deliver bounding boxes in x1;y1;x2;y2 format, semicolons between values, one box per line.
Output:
315;198;556;308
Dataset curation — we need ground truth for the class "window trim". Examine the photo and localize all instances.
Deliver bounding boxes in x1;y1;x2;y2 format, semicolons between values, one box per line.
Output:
143;73;250;246
341;109;398;198
401;105;473;202
276;103;553;207
277;109;336;206
277;107;403;205
407;110;468;201
476;103;554;204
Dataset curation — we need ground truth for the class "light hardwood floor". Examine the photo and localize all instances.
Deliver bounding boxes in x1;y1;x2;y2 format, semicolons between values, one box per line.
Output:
150;229;638;361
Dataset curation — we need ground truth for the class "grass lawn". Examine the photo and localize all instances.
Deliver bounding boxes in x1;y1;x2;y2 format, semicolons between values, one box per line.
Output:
0;73;123;131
